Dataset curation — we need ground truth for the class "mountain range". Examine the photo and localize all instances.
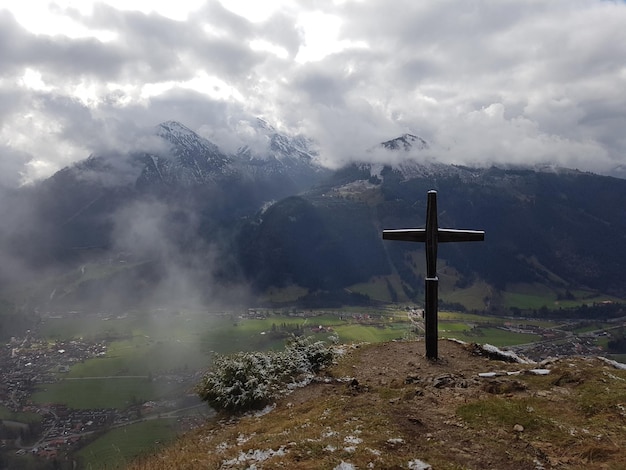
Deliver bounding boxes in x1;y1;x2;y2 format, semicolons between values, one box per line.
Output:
1;119;625;317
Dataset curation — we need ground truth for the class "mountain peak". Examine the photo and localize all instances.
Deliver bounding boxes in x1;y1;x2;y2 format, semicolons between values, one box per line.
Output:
254;117;276;133
156;120;195;136
381;133;429;151
234;118;320;169
154;120;220;154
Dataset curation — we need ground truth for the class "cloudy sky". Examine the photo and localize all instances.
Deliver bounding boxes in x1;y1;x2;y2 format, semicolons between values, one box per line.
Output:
1;0;626;185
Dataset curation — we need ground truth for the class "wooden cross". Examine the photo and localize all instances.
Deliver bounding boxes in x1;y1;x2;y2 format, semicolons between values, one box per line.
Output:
383;190;484;359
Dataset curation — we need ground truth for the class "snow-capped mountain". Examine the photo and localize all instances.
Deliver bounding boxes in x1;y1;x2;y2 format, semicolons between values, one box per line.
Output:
138;120;327;189
361;133;467;182
240;118;316;161
380;133;429;151
235;118;325;184
138;121;235;186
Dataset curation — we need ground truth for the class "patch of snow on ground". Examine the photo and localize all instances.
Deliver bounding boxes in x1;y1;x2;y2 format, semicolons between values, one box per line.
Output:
344;436;363;445
598;356;626;370
483;344;535;364
253;404;275;416
334;462;356;470
478;372;498;378
448;338;468;345
215;441;229;453
286;375;313;390
222;446;287;467
387;438;405;444
604;371;626;382
408;458;432;469
336;376;357;383
236;433;255;445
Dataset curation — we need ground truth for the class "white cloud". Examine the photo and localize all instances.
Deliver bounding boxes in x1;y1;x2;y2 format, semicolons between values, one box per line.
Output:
1;0;626;184
294;11;368;64
219;0;295;23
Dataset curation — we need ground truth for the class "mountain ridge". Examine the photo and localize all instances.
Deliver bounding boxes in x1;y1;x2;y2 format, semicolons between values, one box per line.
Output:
2;119;626;315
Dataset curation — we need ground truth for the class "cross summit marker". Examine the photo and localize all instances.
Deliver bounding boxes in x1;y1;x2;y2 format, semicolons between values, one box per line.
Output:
383;190;485;360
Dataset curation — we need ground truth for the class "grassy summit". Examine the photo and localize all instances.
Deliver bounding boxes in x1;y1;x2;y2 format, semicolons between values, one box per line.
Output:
129;339;626;469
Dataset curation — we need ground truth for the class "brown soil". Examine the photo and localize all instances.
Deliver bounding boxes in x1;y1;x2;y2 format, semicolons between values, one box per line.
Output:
289;339;546;469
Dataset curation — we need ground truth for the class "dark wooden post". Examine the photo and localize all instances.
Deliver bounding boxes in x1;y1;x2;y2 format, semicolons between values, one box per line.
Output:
383;190;484;359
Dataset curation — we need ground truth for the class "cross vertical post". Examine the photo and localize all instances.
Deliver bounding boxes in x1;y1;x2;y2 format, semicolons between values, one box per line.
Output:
382;190;484;359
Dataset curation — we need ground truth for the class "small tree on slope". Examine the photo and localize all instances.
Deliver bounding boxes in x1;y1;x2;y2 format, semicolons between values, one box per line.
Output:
196;336;334;412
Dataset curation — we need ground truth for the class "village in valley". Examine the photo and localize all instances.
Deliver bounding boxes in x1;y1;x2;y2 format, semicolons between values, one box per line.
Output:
0;326;203;463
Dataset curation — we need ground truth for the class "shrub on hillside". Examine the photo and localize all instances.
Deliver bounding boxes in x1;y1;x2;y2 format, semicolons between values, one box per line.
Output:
284;334;335;374
197;336;334;412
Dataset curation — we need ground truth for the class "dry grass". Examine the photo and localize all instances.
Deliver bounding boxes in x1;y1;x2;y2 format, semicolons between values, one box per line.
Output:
129;340;626;469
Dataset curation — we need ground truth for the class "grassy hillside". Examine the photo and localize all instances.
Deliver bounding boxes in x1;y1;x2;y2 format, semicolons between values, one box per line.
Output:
128;339;626;469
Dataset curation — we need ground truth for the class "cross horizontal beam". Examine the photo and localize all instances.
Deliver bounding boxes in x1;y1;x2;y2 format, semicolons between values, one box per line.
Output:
382;228;485;243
